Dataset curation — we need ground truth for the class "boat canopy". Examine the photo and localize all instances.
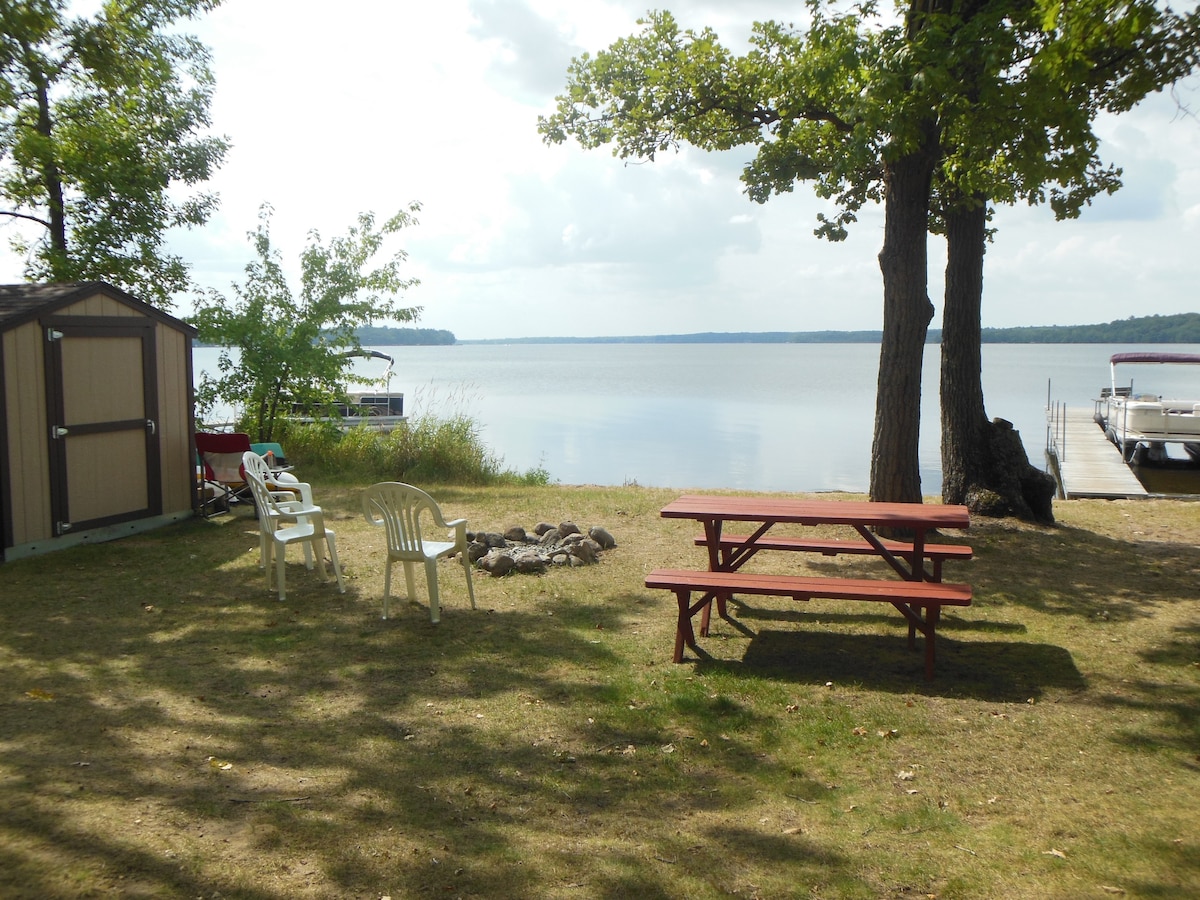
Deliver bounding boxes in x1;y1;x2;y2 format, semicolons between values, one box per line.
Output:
1110;352;1200;366
340;348;395;365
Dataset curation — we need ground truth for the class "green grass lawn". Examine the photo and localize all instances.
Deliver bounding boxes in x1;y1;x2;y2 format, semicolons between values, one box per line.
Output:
1;484;1197;898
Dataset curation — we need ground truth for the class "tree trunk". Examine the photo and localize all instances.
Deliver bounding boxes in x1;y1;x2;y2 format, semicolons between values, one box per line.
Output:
31;72;69;264
940;199;1056;523
939;200;988;501
870;140;937;505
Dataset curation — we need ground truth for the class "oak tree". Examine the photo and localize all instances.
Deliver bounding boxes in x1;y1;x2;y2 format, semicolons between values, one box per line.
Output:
540;1;1199;513
930;0;1199;518
0;0;228;308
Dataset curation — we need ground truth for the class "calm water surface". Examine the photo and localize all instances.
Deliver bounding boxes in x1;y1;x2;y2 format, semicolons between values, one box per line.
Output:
195;343;1200;494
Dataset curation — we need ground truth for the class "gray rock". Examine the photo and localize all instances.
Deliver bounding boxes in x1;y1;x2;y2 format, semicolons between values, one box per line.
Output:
588;526;616;549
513;551;547;574
477;551;515;577
569;541;598;565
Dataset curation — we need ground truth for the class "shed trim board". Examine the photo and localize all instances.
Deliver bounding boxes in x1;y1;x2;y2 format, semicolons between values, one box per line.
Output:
0;282;197;561
3;509;195;562
0;333;10;555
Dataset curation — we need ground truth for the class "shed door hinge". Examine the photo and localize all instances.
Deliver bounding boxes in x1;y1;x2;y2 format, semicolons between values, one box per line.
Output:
47;328;64;341
51;426;69;440
56;521;73;535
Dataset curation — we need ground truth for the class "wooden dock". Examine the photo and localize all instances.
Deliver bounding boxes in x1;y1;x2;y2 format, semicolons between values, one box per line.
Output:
1046;407;1147;499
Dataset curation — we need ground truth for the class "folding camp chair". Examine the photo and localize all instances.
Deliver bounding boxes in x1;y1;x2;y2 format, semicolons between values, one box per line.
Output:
195;432;254;516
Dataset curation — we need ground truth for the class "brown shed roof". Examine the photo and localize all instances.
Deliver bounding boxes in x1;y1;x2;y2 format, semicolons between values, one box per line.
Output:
0;282;197;335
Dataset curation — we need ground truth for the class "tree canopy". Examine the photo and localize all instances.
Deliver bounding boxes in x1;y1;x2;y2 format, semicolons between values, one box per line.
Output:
0;0;228;308
191;204;423;441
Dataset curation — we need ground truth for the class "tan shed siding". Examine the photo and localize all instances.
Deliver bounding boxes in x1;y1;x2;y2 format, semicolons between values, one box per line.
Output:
3;321;52;543
68;430;149;520
62;335;145;424
61;292;140;317
156;324;194;514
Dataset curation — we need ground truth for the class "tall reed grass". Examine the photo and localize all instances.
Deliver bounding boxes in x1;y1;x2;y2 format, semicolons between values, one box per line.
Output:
277;413;550;486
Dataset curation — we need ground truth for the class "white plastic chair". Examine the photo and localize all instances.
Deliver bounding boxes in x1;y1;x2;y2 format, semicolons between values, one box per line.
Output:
361;482;477;623
242;451;316;570
242;452;345;602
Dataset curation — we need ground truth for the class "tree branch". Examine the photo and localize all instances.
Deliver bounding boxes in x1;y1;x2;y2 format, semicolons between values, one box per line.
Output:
0;209;51;229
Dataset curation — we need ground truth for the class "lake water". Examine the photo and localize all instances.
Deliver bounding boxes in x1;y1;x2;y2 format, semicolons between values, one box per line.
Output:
193;342;1200;494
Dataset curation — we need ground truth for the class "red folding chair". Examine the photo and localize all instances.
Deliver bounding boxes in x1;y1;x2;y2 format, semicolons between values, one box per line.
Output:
195;432;254;516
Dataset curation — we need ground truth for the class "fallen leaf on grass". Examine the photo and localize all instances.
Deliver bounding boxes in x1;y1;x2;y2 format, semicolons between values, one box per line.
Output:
24;688;55;701
896;770;915;781
207;757;233;771
1043;849;1067;859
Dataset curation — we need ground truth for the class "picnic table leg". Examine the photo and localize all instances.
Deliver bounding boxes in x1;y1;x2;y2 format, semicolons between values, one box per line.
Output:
894;602;940;680
707;519;732;620
673;589;699;663
924;605;940;680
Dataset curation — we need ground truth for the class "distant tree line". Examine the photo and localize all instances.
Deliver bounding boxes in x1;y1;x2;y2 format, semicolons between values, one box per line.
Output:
356;326;456;345
459;314;1200;345
199;314;1200;349
975;313;1200;344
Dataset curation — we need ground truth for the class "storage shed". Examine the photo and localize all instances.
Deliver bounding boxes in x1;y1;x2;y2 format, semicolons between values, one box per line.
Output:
0;282;197;561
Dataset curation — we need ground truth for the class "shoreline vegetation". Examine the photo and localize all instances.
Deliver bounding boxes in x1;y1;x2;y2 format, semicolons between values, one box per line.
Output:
366;311;1200;346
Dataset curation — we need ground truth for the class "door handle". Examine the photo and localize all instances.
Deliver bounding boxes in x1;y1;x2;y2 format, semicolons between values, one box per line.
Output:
146;419;157;435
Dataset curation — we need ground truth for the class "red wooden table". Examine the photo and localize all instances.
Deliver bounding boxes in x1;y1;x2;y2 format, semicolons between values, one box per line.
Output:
654;495;972;676
661;494;970;582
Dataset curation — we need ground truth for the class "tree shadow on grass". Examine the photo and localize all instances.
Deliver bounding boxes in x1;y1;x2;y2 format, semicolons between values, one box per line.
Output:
0;533;873;898
967;521;1200;623
695;625;1084;702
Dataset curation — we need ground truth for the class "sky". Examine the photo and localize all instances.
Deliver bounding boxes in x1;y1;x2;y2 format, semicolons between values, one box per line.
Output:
11;0;1200;340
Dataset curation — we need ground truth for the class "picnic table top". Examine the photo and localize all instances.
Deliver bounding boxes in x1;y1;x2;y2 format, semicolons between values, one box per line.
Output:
659;494;970;530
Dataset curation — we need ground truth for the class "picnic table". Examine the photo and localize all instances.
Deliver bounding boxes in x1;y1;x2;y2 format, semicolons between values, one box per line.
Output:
646;495;973;679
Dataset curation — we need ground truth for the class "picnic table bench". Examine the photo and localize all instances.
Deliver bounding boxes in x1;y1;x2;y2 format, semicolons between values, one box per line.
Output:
649;495;973;679
645;568;972;680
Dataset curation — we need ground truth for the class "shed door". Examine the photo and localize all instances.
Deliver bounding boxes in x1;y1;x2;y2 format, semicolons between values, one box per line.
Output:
44;317;161;534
